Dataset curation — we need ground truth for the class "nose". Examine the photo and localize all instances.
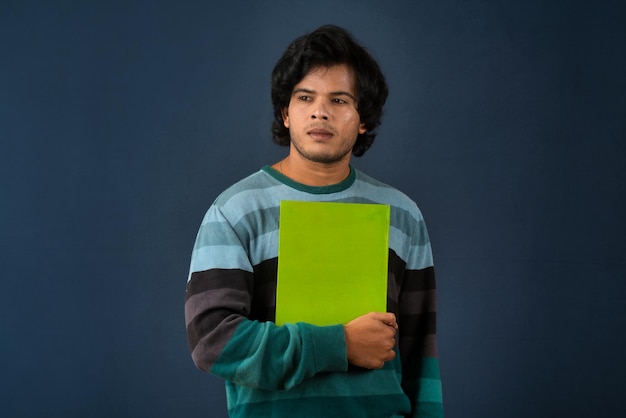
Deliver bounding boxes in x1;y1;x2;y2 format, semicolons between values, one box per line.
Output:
311;101;329;120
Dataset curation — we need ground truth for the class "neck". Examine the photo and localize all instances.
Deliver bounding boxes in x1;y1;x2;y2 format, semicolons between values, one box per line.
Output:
273;154;351;186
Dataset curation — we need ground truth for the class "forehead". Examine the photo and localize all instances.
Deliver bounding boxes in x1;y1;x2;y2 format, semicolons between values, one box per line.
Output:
296;64;357;93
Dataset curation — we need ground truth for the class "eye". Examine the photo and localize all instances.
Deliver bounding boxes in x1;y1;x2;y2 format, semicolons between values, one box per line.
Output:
332;98;349;104
298;95;311;101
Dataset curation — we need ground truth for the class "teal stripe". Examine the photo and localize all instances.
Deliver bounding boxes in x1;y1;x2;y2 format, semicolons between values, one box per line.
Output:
248;230;279;266
232;206;280;243
231;362;404;405
421;356;442;379
390;207;428;246
416;357;443;406
218;188;281;221
211;320;277;386
195;221;242;247
417;377;443;403
228;393;411;418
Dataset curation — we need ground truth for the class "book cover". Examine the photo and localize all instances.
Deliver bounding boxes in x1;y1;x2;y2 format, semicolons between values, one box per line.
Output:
275;200;390;326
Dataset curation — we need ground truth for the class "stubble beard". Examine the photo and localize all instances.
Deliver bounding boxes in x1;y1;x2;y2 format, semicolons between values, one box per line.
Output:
290;136;355;165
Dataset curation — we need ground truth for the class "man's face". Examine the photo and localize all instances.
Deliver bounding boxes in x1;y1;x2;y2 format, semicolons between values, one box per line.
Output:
282;64;366;165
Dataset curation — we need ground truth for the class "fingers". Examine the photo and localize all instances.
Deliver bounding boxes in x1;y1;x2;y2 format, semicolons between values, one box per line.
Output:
371;345;396;370
369;311;399;348
371;312;398;330
344;312;400;369
377;313;397;367
386;347;396;361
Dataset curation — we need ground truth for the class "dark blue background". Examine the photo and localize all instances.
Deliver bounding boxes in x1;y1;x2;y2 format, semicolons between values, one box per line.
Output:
2;1;625;417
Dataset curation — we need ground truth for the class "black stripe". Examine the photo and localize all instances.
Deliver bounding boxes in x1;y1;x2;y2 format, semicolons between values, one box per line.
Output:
402;266;436;292
185;269;255;368
186;268;254;299
399;313;437;381
251;258;278;322
399;311;437;335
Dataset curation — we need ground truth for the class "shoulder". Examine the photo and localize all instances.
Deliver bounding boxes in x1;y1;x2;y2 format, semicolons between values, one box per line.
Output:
213;169;279;207
352;169;423;218
198;169;282;227
352;169;432;267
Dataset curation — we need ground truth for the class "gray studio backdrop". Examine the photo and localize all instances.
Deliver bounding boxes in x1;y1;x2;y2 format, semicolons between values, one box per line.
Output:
1;1;624;417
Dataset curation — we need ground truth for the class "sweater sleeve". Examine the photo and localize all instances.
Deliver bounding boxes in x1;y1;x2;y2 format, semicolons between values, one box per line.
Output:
398;266;444;417
396;206;444;417
184;204;348;390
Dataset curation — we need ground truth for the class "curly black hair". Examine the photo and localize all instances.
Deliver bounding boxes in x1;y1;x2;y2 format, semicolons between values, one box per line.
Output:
271;25;388;157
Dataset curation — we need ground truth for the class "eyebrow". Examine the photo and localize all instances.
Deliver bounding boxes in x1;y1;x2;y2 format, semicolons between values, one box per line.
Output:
292;88;357;101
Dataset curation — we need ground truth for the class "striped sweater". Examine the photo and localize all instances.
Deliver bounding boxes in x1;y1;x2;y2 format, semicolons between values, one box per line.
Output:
185;166;443;417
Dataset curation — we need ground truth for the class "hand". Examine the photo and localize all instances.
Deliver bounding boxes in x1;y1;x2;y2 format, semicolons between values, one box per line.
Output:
344;312;398;369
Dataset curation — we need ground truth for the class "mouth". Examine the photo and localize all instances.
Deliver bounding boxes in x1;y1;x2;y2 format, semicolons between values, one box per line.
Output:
307;128;334;140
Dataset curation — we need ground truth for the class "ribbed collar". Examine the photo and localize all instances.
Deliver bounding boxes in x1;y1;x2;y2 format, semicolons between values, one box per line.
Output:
262;165;356;195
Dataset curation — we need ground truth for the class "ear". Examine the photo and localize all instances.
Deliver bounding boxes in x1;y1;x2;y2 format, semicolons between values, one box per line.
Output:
281;108;290;128
358;122;366;135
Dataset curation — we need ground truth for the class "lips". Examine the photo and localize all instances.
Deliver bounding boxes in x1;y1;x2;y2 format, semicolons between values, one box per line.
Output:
308;128;333;140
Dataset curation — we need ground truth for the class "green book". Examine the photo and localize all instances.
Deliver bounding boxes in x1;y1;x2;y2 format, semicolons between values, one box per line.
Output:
275;201;390;326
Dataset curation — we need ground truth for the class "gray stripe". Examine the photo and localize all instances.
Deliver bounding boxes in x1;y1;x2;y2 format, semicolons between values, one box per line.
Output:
232;206;280;247
399;290;437;315
391;207;429;247
190;315;245;372
185;287;252;327
399;334;438;358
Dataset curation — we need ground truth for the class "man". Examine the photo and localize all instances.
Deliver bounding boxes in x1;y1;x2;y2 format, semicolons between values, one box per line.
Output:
185;25;443;417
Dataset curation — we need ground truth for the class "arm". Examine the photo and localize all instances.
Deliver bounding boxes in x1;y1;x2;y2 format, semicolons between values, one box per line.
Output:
184;205;348;390
399;266;444;417
185;269;399;388
390;201;443;417
185;269;348;390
